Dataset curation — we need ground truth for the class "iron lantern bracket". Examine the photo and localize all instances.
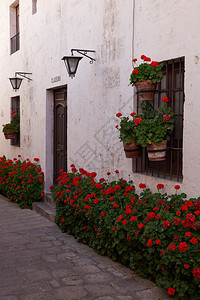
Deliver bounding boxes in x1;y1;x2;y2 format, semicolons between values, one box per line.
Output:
70;49;96;64
15;72;32;81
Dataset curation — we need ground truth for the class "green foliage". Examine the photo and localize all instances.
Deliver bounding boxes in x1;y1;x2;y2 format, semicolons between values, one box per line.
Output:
130;55;163;86
116;101;175;147
52;166;200;299
0;156;44;208
116;113;143;144
136;101;175;147
2;111;20;133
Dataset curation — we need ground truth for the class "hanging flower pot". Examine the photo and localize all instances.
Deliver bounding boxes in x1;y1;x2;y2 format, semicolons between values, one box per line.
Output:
4;129;17;139
123;140;141;158
135;80;157;101
2;111;20;140
147;140;167;161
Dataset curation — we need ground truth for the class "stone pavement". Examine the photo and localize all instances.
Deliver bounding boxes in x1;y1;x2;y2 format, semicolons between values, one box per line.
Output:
0;195;172;300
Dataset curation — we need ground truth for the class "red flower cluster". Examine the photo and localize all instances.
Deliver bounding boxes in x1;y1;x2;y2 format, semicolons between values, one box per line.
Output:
163;114;170;122
192;268;200;279
134;117;142;125
167;288;175;295
162;97;169;102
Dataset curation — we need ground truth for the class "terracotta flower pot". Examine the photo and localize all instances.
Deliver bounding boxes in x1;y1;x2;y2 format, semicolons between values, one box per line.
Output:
135;80;157;101
123;140;141;158
4;129;17;139
147;140;167;161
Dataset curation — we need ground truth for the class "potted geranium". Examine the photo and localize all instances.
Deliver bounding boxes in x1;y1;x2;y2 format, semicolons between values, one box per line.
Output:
2;111;20;139
115;112;142;158
136;97;175;161
130;55;163;101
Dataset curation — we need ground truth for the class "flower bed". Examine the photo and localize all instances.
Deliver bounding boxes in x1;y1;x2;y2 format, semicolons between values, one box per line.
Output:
0;155;44;209
52;165;200;299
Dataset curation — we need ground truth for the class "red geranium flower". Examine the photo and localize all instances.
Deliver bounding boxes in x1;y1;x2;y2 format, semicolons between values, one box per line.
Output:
132;69;138;74
130;112;136;116
174;185;180;190
138;224;144;229
190;237;198;244
132;58;137;62
122;220;127;225
115;170;119;173
192;268;200;279
107;172;111;175
167;288;175;295
163;114;170;122
143;56;151;62
162;97;169;102
139;183;146;189
147;239;153;246
156;239;161;245
116;112;122;117
101;212;106;217
178;242;188;252
150;61;159;67
61;218;65;223
185;231;192;237
184;264;190;269
163;220;170;228
169;244;176;250
157;184;164;189
134;117;142;125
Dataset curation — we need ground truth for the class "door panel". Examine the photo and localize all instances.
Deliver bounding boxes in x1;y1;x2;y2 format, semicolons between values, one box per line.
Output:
54;88;67;182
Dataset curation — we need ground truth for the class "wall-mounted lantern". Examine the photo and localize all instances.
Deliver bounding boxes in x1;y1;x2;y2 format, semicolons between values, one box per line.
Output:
62;49;96;78
9;72;32;90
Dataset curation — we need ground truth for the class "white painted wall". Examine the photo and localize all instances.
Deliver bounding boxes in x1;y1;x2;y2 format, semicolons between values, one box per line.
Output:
0;0;200;198
131;0;200;197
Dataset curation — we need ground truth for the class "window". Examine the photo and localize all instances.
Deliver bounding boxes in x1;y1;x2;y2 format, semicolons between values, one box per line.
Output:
133;57;185;182
32;0;37;15
11;96;20;147
10;1;20;54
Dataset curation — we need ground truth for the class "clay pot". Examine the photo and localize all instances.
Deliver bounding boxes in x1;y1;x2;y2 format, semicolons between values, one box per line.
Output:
147;140;167;161
123;140;141;158
135;80;157;101
4;129;17;139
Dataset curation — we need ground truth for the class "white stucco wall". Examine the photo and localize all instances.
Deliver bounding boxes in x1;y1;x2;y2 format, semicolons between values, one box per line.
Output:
0;0;200;198
131;0;200;197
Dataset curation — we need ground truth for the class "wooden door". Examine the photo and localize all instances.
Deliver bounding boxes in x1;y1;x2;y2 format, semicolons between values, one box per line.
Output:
54;88;67;182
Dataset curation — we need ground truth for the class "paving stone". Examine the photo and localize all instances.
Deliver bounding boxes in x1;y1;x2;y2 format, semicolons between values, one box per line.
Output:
55;286;87;300
0;296;19;300
85;272;112;283
62;276;83;285
84;284;116;297
136;286;170;300
49;280;60;288
21;292;55;300
26;270;52;282
95;297;114;300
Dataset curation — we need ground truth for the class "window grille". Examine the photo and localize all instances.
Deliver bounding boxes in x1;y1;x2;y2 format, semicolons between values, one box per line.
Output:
10;4;20;54
133;57;185;182
11;96;20;147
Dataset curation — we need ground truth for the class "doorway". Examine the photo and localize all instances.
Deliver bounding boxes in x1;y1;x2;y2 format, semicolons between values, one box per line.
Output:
54;87;67;182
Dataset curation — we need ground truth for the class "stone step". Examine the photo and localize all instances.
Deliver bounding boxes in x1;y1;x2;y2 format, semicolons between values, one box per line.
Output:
32;202;56;223
45;193;55;206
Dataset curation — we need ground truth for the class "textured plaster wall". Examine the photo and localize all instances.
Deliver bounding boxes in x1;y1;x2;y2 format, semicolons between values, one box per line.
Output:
131;0;200;197
0;0;200;197
0;0;134;193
